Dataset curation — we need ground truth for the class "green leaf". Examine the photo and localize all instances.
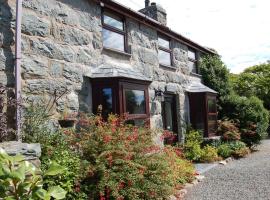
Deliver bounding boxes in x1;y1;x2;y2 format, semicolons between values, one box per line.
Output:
11;154;25;162
35;188;50;200
44;162;65;176
4;196;16;200
48;186;67;199
12;164;26;181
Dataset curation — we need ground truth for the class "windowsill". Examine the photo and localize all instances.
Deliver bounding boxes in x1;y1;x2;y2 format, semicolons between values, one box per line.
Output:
159;64;176;70
190;72;202;78
102;47;132;57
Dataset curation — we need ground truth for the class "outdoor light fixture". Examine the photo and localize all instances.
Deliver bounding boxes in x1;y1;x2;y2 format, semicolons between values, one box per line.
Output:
155;89;164;102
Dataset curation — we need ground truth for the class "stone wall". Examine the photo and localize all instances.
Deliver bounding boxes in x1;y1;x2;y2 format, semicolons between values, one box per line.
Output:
0;0;203;141
0;141;41;167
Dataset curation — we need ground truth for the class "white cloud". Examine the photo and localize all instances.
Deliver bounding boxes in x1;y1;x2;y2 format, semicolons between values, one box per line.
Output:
115;0;270;73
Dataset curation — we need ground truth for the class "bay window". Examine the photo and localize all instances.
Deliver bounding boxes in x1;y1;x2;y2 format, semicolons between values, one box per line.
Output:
92;78;150;126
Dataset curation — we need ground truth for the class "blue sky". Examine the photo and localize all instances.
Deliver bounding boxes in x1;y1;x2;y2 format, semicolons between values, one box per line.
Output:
116;0;270;73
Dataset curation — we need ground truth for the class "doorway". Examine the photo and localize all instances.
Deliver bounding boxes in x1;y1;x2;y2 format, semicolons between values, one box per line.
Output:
162;94;178;134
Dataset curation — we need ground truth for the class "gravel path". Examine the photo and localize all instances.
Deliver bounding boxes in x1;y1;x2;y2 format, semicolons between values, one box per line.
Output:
185;140;270;200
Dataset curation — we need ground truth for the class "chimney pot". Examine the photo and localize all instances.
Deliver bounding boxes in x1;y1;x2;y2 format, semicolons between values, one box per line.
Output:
145;0;150;8
139;1;167;26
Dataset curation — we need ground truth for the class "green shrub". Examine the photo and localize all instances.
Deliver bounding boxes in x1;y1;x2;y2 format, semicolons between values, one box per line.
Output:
65;115;186;199
232;147;250;158
164;146;195;185
40;133;87;200
217;143;233;158
200;145;219;163
184;130;203;161
228;141;246;151
228;141;250;158
221;95;269;145
22;103;87;199
0;149;66;199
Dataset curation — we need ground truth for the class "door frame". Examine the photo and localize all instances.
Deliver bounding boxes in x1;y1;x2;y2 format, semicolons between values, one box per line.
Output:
162;93;178;134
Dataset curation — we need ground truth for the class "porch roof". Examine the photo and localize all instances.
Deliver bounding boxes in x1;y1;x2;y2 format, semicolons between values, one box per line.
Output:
185;81;218;94
90;63;151;82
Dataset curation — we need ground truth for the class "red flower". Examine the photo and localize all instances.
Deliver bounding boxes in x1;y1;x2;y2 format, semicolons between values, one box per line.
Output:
103;135;112;143
118;181;125;190
107;154;113;167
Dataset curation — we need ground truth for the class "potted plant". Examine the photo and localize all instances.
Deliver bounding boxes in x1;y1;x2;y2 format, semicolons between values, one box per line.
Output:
58;108;78;128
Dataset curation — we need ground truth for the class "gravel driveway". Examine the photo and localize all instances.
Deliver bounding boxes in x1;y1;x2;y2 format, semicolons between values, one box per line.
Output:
185;140;270;200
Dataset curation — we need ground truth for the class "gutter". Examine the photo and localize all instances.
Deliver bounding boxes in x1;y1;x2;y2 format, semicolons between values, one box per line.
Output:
15;0;22;141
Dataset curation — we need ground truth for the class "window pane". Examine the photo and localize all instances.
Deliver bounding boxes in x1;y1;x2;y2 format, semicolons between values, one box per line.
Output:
158;37;170;49
102;28;125;51
159;50;171;66
188;50;196;60
208;114;217;133
125;90;146;114
125;119;146;127
164;101;173;131
188;60;197;73
208;99;216;113
102;88;113;117
104;12;123;30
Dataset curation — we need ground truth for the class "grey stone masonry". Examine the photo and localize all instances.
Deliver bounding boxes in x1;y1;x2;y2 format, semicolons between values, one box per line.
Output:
139;2;167;26
0;0;213;142
0;141;41;167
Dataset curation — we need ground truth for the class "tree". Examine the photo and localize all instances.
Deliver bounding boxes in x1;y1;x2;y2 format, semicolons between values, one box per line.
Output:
233;63;270;110
199;54;232;116
199;55;231;98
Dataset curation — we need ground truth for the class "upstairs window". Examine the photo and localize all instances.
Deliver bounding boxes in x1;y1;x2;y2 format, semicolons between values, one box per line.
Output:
158;36;172;67
102;11;126;52
188;49;198;74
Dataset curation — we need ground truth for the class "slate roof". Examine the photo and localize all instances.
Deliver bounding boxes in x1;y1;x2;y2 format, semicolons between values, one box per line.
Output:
185;81;218;94
91;63;151;81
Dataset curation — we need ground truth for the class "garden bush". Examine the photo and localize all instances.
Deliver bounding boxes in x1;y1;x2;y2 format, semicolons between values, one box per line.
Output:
217;120;241;141
184;130;203;161
240;123;261;148
200;145;220;163
64;114;192;199
22;104;87;199
221;94;269;146
163;146;195;185
228;141;250;158
217;143;233;158
0;148;66;199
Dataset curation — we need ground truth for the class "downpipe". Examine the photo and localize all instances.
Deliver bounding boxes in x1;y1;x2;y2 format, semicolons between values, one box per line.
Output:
15;0;22;141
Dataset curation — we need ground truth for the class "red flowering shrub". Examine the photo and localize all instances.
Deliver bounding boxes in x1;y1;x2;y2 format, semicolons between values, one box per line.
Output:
66;114;194;199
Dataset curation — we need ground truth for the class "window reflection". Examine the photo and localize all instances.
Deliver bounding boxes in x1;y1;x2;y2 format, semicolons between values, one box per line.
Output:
188;50;196;60
159;50;171;66
188;60;197;73
104;12;124;30
158;37;170;49
125;90;146;114
102;88;113;117
102;28;125;51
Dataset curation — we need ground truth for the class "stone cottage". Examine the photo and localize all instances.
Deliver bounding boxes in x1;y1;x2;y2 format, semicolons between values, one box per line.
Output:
0;0;218;142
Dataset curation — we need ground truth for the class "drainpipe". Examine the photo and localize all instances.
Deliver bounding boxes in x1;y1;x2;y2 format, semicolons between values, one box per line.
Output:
15;0;22;141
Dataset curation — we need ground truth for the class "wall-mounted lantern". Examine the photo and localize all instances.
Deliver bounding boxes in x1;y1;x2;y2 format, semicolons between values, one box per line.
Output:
155;89;164;102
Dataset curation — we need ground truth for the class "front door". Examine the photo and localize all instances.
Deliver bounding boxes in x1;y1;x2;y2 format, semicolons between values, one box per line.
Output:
162;94;178;134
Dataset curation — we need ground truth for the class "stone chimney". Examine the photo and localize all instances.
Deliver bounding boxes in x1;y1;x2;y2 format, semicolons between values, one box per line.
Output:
139;1;167;26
